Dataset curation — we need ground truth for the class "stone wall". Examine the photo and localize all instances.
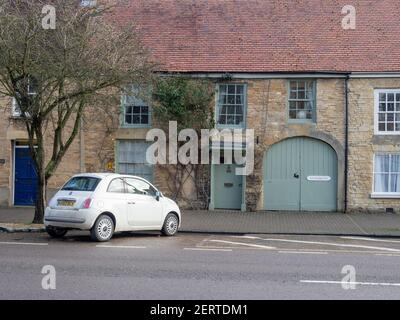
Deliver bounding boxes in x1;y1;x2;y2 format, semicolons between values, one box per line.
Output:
348;78;400;213
0;96;12;206
0;96;118;206
2;77;400;213
245;78;346;211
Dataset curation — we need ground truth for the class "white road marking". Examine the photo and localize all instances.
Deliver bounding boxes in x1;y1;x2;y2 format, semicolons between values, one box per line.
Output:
346;215;369;235
279;251;328;255
209;239;275;250
233;236;400;253
301;280;400;287
184;247;233;252
375;253;400;257
96;245;146;249
205;246;400;255
342;236;400;244
0;241;48;246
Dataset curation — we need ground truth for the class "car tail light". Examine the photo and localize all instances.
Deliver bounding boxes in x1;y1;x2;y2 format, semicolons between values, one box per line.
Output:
82;198;92;209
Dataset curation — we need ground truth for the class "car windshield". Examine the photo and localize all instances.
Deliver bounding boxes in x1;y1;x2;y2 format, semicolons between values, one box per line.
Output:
62;177;101;192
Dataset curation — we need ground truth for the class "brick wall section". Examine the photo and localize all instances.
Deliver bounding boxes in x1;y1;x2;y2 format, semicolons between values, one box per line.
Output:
348;78;400;212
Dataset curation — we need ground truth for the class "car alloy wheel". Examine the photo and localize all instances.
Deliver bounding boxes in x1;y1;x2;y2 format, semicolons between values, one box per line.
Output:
163;214;178;236
97;217;113;240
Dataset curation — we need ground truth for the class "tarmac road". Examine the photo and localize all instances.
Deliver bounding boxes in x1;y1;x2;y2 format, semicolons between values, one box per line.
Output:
1;231;400;299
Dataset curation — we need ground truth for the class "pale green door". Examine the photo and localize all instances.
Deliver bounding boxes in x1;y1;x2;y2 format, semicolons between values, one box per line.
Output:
214;164;243;209
264;137;337;211
264;138;301;210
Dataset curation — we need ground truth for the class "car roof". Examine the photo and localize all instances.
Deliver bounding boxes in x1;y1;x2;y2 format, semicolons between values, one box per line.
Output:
69;173;158;191
72;173;149;181
72;173;115;179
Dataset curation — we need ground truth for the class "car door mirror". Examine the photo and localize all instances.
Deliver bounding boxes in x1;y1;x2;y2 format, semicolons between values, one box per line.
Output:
155;191;161;201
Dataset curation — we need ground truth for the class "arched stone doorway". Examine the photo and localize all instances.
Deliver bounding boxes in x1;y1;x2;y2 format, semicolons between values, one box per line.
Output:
263;136;338;211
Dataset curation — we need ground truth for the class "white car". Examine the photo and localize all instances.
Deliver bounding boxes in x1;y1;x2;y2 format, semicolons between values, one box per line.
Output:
44;173;181;242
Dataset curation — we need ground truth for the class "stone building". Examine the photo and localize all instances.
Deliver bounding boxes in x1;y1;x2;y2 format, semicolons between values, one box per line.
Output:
1;0;400;213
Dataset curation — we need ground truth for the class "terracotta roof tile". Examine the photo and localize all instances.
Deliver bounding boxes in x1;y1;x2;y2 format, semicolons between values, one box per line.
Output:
110;0;400;73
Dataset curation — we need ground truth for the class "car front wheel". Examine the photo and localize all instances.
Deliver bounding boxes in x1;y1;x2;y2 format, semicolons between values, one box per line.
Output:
91;214;114;242
161;213;179;236
46;226;68;238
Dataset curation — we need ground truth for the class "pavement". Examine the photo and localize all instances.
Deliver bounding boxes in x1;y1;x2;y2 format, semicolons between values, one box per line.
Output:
2;207;400;237
2;231;400;299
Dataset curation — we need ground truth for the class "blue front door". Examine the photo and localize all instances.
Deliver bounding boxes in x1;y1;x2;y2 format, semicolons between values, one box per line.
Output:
14;146;38;206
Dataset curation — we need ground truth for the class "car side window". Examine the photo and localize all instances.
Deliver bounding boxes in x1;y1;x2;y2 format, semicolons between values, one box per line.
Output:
107;178;125;193
124;178;157;196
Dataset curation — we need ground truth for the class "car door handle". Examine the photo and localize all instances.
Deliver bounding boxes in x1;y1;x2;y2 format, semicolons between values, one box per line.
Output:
127;201;136;205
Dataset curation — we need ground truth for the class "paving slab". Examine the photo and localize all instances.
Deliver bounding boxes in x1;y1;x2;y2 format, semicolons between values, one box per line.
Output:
1;207;400;237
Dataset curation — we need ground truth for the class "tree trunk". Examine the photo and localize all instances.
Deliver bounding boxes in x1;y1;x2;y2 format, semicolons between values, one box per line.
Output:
33;172;46;224
31;126;46;224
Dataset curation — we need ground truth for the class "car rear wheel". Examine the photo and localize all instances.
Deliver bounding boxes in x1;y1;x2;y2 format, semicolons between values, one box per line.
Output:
161;213;179;236
46;226;68;238
91;214;114;242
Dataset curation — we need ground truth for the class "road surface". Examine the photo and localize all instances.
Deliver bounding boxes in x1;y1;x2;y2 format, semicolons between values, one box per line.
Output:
1;231;400;299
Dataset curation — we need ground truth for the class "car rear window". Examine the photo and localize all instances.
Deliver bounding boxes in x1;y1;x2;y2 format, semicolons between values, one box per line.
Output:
62;177;101;192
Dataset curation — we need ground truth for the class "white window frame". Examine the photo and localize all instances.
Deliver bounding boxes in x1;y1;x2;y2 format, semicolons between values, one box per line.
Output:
12;96;34;118
287;80;316;122
116;140;154;182
371;153;400;198
80;0;97;7
121;86;151;128
11;98;22;117
215;83;247;129
374;89;400;135
123;104;151;127
11;78;37;118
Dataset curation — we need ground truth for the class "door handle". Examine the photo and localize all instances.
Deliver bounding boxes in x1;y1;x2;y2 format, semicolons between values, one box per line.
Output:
293;173;299;179
127;201;136;205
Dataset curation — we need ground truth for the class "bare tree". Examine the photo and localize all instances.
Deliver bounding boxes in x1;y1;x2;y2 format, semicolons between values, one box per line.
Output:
0;0;155;222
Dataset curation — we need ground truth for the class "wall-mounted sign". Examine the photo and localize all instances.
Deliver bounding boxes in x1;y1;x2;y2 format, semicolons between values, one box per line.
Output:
307;176;331;182
0;159;5;165
106;160;114;171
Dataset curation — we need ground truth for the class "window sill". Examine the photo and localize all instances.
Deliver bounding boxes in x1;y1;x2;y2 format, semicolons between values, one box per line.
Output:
216;124;246;130
374;132;400;136
288;120;315;124
120;124;152;129
370;193;400;199
9;115;29;120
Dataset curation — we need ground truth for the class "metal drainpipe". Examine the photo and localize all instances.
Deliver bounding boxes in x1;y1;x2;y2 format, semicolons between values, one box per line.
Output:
344;75;350;213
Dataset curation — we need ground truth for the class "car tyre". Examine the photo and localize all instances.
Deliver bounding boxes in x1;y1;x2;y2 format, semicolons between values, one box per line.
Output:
91;214;115;242
161;213;179;236
46;226;68;238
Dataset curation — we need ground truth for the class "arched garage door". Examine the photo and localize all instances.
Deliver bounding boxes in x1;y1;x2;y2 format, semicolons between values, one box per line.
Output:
264;137;337;211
